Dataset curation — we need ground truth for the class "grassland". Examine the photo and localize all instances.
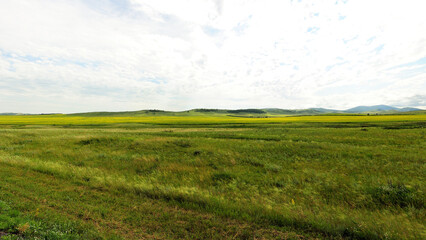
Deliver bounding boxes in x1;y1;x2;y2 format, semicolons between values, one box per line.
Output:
1;114;426;125
0;114;425;239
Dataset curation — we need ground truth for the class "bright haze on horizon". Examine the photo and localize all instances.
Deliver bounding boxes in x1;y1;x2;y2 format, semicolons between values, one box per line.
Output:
0;0;425;113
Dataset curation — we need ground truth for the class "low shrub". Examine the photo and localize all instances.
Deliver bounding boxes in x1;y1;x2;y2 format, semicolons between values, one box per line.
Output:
212;172;235;184
265;163;282;172
368;183;423;208
172;139;191;148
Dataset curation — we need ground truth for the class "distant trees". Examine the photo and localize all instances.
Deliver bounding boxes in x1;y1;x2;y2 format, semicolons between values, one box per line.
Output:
146;110;165;113
194;109;221;112
227;109;266;114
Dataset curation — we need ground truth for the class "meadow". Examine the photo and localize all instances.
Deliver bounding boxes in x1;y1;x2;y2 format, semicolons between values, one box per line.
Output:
0;114;425;239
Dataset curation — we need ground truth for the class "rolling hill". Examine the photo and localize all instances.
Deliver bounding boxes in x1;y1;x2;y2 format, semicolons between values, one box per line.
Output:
4;105;423;117
345;105;422;113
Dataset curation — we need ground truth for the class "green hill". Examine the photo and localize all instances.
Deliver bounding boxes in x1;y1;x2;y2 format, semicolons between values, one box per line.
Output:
67;106;425;117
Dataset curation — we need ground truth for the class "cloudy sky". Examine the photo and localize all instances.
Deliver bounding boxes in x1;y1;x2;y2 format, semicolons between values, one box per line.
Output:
0;0;425;113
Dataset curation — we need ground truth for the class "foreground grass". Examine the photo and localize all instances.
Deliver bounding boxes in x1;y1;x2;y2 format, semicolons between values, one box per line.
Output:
0;115;425;239
1;163;305;239
0;199;101;240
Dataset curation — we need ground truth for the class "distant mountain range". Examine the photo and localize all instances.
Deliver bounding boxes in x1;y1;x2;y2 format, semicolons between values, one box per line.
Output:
261;105;422;115
0;112;22;115
1;105;423;116
344;105;421;113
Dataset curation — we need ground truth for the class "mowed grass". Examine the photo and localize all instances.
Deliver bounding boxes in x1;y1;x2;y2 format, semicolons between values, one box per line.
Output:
0;114;425;239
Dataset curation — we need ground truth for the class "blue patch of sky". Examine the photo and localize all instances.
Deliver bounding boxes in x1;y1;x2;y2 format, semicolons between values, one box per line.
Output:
338;15;346;20
0;50;13;58
274;42;279;49
233;22;248;35
21;55;43;62
279;62;291;66
83;0;132;16
307;27;319;33
160;13;174;22
84;0;163;24
139;77;167;84
326;61;348;71
1;50;16;72
335;0;348;4
233;15;251;35
56;59;101;68
203;25;222;37
388;57;426;70
366;36;376;44
7;65;16;72
395;65;426;79
343;35;358;44
1;49;100;68
374;44;384;54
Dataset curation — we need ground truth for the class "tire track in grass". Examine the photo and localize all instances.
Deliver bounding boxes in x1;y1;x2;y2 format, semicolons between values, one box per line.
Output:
0;162;308;240
0;153;384;239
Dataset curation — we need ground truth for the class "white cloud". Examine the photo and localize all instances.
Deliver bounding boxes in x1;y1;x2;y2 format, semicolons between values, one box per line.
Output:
0;0;425;113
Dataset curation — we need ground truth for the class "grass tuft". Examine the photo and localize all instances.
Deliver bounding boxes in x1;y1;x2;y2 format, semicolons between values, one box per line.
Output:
368;183;424;209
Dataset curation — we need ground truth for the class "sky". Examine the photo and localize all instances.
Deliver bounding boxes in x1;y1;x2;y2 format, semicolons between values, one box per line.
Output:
0;0;425;113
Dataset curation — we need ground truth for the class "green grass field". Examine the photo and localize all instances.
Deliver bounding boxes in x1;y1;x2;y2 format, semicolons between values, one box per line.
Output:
0;114;425;239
